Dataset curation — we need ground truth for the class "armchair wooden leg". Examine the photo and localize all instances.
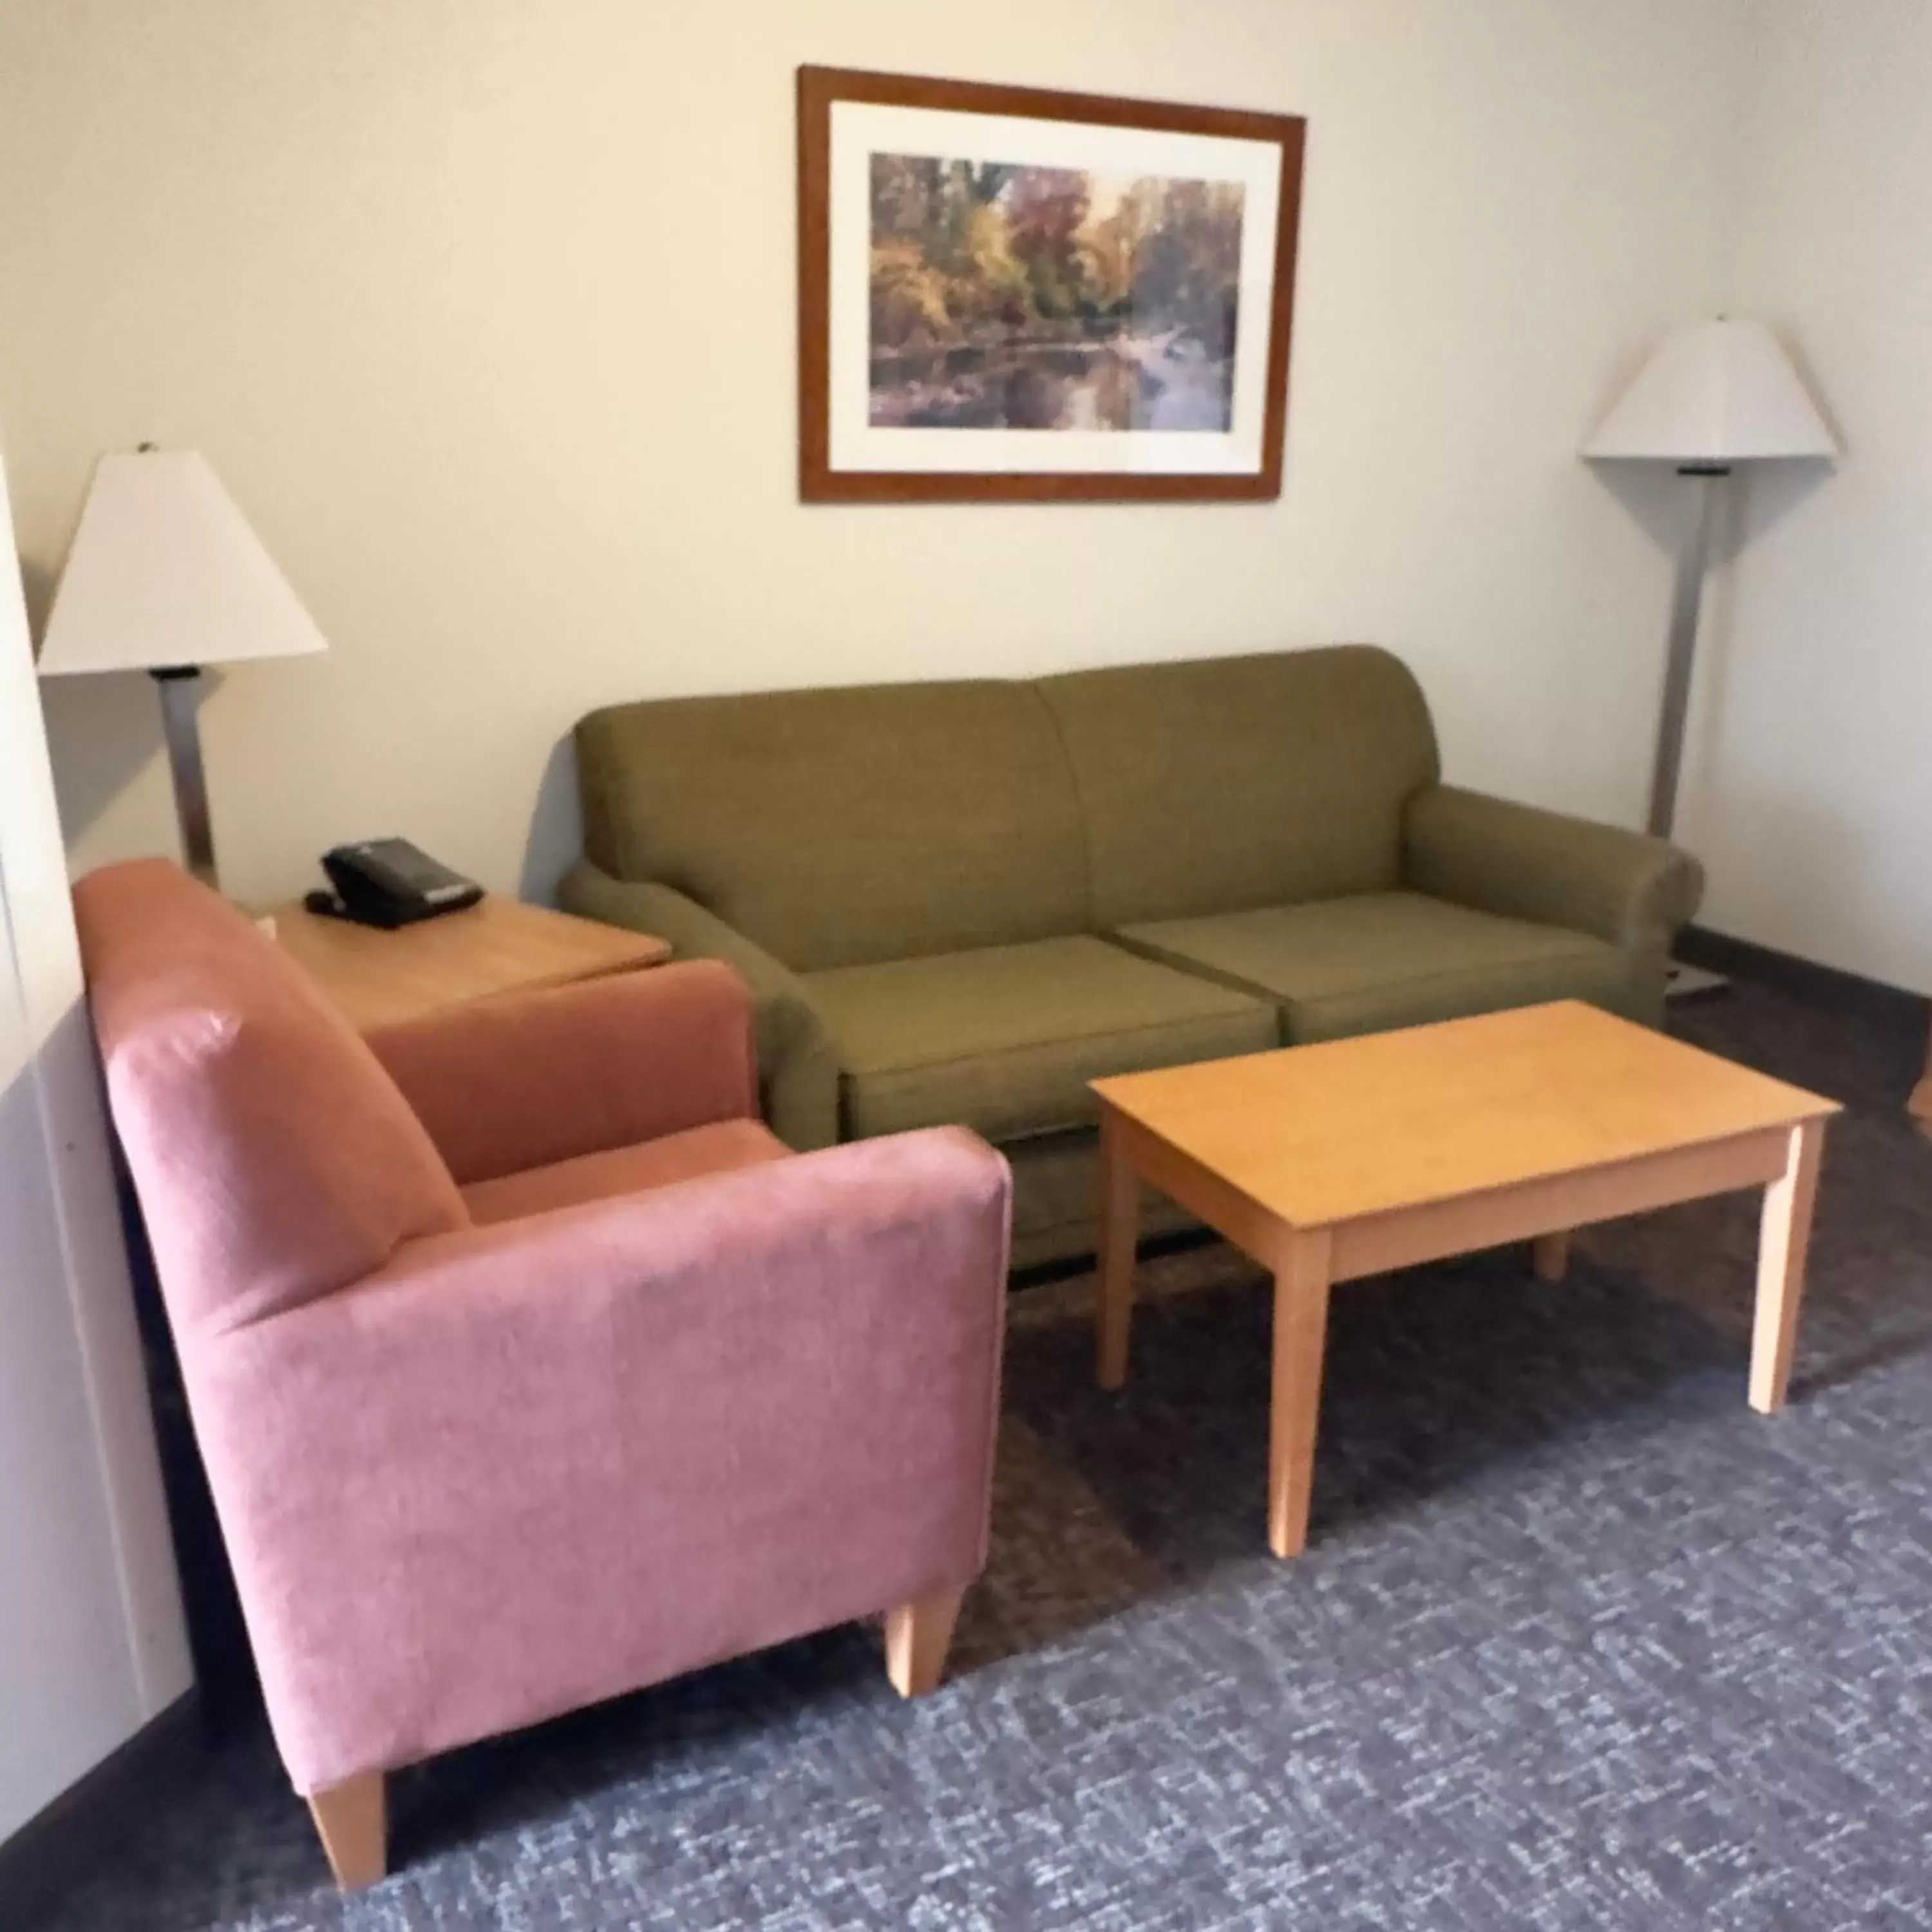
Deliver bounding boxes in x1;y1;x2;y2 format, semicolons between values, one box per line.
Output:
307;1770;386;1890
884;1586;967;1698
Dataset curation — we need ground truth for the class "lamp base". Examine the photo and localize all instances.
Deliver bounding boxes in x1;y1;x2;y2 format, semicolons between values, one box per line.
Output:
1665;959;1729;999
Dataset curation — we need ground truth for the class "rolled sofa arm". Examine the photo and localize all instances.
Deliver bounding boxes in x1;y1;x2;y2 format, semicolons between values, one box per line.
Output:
188;1126;1012;1793
558;860;840;1151
1403;784;1704;956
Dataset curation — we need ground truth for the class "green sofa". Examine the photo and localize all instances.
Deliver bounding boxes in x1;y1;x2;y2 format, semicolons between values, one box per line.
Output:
562;646;1703;1269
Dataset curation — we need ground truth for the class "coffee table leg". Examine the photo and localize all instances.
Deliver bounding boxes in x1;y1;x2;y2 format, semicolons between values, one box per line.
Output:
1095;1110;1141;1391
1750;1119;1825;1414
1532;1231;1571;1282
1268;1228;1334;1559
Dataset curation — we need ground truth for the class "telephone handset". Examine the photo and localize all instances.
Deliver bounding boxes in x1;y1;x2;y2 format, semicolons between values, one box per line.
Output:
306;838;484;930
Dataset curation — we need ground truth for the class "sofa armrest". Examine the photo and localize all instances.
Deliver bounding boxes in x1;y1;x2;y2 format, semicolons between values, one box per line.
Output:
186;1127;1011;1792
365;958;756;1186
1403;784;1704;955
559;860;840;1151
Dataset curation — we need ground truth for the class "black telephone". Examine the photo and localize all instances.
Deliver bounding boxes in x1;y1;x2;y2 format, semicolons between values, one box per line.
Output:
307;838;484;930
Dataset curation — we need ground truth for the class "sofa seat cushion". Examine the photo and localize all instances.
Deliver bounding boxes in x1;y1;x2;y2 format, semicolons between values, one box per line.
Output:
462;1119;790;1226
805;937;1278;1142
1115;891;1636;1043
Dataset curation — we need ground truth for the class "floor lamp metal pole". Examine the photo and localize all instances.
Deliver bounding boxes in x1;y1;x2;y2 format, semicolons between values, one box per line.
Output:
153;666;219;891
1647;465;1726;842
1652;464;1729;998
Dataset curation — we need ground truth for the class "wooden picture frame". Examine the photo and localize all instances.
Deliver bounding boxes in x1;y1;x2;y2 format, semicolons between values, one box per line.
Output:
798;66;1306;504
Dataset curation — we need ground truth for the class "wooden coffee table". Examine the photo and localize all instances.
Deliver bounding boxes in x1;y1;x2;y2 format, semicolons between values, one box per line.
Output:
1090;1001;1841;1560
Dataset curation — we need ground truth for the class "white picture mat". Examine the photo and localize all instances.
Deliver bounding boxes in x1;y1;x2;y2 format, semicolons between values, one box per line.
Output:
826;100;1284;476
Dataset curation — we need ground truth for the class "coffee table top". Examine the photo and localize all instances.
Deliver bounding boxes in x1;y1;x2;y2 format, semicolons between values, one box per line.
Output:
1092;1001;1839;1231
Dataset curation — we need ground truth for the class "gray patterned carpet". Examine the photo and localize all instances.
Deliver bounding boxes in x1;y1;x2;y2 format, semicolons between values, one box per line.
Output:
34;979;1932;1929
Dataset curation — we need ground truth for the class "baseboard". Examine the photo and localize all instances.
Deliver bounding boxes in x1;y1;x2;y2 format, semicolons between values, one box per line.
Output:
1678;923;1928;1030
0;1690;202;1924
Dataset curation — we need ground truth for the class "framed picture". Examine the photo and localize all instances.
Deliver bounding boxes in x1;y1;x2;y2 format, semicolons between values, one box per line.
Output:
797;65;1306;504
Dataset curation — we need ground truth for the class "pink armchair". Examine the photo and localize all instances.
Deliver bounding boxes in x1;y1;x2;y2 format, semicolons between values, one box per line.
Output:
75;860;1010;1889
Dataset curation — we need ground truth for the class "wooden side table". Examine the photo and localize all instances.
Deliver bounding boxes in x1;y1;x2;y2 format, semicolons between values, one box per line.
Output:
265;894;670;1031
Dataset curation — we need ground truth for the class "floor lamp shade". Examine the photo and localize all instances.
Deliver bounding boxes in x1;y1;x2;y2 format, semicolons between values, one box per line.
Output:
36;449;328;888
37;450;329;676
1583;319;1839;466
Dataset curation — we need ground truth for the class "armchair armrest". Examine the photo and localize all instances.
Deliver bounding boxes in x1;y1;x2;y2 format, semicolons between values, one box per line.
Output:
560;861;840;1151
187;1127;1011;1793
366;958;755;1186
1403;784;1704;955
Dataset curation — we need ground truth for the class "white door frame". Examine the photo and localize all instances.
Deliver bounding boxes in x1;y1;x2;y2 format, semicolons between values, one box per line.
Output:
0;443;191;1844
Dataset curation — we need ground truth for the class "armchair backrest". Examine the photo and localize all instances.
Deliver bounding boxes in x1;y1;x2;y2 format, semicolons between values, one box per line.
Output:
74;860;467;1334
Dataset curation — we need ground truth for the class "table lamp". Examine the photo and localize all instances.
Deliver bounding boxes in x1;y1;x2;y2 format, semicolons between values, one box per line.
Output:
36;447;328;891
1583;318;1839;844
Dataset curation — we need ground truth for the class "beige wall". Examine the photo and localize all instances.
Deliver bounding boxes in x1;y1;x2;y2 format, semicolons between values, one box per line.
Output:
0;1;1748;907
1679;1;1932;991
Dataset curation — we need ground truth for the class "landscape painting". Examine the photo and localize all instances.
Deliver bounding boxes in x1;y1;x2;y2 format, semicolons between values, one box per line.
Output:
867;155;1245;433
798;66;1307;500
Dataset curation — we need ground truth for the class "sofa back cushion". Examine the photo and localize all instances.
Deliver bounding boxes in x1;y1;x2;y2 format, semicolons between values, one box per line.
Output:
75;860;468;1335
1037;646;1440;927
577;681;1088;971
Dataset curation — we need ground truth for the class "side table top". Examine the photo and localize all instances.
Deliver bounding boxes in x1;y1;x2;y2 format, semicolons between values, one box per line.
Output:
267;893;670;1032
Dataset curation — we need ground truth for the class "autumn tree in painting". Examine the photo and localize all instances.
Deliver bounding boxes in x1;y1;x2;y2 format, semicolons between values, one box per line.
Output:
867;151;1245;431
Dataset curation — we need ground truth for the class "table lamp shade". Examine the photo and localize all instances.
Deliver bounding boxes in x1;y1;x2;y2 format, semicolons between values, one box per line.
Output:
1582;318;1839;466
37;450;328;676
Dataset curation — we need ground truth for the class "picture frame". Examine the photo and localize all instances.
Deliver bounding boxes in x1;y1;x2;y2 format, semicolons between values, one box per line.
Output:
797;65;1306;504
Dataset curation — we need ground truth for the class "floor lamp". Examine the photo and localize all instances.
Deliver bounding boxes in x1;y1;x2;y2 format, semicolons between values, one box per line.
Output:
1582;319;1839;994
35;448;328;891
